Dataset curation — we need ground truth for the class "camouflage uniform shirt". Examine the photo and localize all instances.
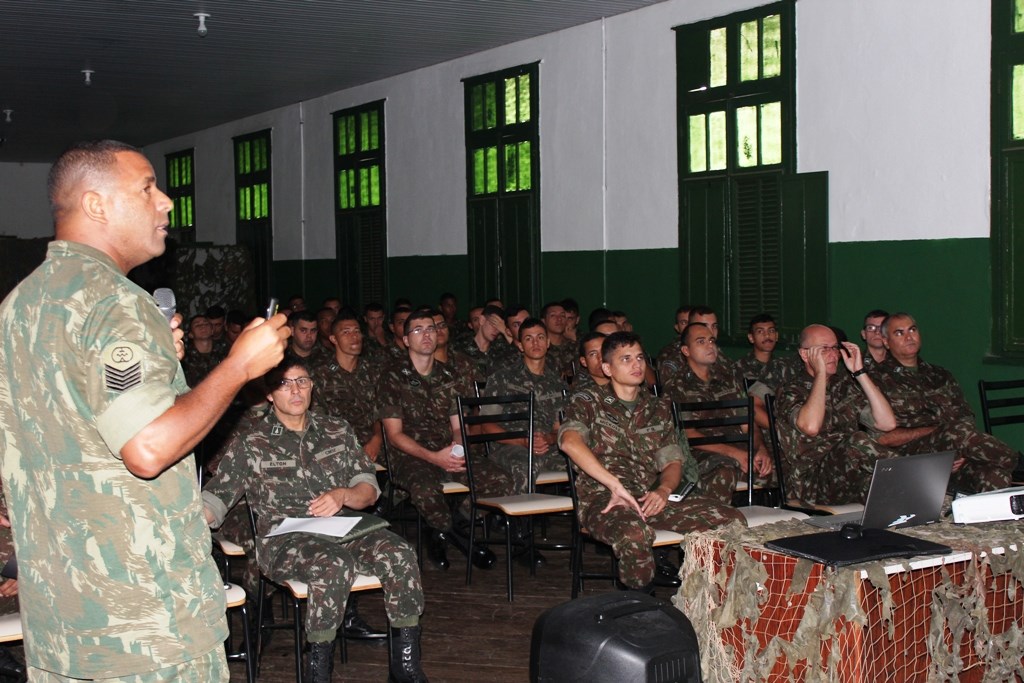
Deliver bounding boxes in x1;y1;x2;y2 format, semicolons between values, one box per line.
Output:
558;384;686;519
481;360;568;441
312;355;380;446
377;357;461;451
0;241;227;678
202;410;382;571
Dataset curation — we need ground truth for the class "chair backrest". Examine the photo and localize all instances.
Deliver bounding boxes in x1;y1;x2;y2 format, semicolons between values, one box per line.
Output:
456;392;534;495
762;394;789;503
978;378;1024;434
672;395;756;506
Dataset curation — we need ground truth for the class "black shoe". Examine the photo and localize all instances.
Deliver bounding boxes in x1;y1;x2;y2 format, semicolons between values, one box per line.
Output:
427;530;450;571
305;639;335;683
343;598;388;640
653;563;681;588
388;625;430;683
0;648;25;683
442;530;496;570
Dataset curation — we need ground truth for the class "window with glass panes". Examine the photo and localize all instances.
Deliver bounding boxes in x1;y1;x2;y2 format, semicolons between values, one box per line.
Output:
233;130;272;305
464;64;540;310
165;149;195;244
992;0;1024;354
333;101;387;309
676;1;826;343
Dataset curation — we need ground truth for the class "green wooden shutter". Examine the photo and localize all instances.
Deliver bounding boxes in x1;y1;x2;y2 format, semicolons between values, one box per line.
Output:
732;174;781;330
680;177;729;317
779;171;828;338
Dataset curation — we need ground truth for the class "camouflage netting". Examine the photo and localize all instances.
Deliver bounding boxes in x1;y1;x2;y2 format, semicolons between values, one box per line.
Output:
674;518;1024;682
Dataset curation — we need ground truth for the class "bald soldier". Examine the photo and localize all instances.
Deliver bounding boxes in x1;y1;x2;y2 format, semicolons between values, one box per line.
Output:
775;324;898;505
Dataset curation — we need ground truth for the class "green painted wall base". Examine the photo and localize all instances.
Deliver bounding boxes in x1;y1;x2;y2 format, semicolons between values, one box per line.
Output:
272;237;1024;450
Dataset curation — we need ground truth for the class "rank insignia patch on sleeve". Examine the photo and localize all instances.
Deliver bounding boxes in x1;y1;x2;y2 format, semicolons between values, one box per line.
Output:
101;341;144;392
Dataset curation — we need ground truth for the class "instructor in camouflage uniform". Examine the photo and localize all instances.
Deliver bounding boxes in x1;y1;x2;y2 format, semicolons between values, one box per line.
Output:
0;140;289;681
873;313;1014;493
203;358;427;683
558;332;745;592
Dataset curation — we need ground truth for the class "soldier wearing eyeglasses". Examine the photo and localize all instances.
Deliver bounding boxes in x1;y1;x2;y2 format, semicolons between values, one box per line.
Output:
860;309;889;369
872;313;1015;493
775;324;898;505
203;358;428;683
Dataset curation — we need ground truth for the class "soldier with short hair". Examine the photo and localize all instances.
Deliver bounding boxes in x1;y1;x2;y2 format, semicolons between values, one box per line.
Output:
378;309;514;570
873;313;1015;493
481;318;569;495
558;332;745;592
0;140;290;680
203;359;427;683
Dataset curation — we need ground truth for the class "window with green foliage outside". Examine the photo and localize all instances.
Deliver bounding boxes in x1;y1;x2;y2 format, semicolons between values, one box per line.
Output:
333;100;387;309
165;149;195;243
464;64;540;310
233;129;273;304
676;1;826;343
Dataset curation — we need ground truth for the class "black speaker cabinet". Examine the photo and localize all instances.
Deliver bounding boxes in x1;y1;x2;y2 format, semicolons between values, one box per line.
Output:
530;591;702;683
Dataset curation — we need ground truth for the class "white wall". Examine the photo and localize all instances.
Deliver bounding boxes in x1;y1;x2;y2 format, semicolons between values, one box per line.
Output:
0;163;52;238
2;0;993;250
797;0;990;242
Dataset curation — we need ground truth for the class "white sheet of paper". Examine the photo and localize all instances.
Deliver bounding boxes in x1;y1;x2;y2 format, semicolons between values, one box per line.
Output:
265;516;361;538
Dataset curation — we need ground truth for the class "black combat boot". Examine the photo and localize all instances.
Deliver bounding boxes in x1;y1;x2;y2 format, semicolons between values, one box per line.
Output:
306;639;335;683
388;625;429;683
343;595;387;640
427;528;450;570
442;526;496;570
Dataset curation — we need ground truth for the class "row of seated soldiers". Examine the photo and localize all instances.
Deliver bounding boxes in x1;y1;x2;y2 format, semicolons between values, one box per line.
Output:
180;297;1018;595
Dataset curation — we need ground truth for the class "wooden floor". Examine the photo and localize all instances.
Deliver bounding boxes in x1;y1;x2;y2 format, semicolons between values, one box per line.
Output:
225;516;668;683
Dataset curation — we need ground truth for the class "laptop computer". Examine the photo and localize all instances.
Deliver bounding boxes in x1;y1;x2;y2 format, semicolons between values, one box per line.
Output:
804;451;956;530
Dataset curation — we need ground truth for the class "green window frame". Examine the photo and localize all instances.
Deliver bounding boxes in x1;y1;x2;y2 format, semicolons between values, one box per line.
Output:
165;149;195;244
333;100;387;309
464;63;540;310
992;0;1024;355
676;1;826;343
233;129;273;305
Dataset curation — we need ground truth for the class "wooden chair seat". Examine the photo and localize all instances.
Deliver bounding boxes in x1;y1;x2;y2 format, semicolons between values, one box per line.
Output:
740;505;810;527
0;613;21;643
476;493;573;516
281;573;383;599
536;470;569;486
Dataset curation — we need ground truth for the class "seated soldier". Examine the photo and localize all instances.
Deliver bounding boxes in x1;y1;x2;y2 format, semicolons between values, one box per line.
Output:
776;324;898;505
558;332;745;592
572;331;608;391
562;298;581;343
655;305;692;377
873;313;1015;493
315;306;337;353
0;480;25;680
182;314;223;387
384;305;414;366
663;323;772;504
451;303;513;381
481;318;569;496
202;359;428;683
378;308;514;570
431;310;476;397
362;302;390;358
541;302;576;378
735;313;779;386
287;310;330;371
861;309;889;369
312;309;384;462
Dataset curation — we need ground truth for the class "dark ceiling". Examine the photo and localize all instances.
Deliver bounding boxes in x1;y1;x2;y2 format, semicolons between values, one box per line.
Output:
1;0;664;163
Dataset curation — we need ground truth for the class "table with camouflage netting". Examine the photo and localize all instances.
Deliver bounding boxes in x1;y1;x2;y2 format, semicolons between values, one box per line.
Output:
675;518;1024;682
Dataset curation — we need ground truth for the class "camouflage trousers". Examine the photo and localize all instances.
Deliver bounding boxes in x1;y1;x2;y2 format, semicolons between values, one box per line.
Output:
789;431;900;505
29;646;228;682
693;450;740;504
892;422;1015;494
389;451;513;531
487;444;561;494
579;494;745;589
264;528;423;640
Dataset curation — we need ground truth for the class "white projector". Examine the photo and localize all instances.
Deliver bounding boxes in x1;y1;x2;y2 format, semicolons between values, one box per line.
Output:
952;486;1024;524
